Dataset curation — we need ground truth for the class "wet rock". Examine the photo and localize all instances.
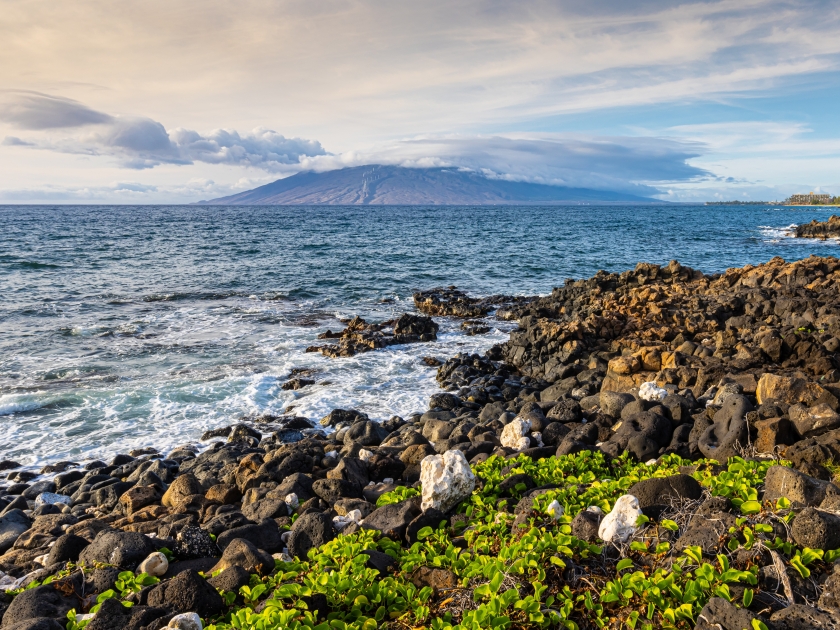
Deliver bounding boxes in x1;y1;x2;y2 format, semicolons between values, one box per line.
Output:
146;569;224;618
627;474;702;519
419;450;475;513
210;538;274;576
319;409;369;427
79;530;156;569
0;510;31;553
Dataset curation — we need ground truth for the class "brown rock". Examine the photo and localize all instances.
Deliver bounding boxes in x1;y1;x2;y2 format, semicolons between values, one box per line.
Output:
756;373;838;410
789;403;840;438
410;566;457;590
754;417;795;453
119;485;163;515
206;484;242;504
162;474;203;508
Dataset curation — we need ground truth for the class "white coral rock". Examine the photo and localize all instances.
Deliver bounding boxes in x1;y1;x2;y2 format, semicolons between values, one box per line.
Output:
358;449;374;462
598;495;643;543
167;613;203;630
285;493;299;510
546;500;564;520
638;382;668;402
332;509;363;531
500;418;531;451
137;551;169;577
419;449;475;513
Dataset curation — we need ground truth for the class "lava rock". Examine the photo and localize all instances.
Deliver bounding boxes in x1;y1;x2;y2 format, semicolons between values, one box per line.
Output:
626;474;702;519
287;512;335;560
146;569;224;618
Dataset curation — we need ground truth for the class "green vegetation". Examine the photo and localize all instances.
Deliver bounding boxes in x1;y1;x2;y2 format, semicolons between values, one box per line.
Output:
62;452;840;630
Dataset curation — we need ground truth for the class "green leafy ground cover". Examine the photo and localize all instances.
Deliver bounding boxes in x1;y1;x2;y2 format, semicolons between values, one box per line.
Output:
57;452;839;630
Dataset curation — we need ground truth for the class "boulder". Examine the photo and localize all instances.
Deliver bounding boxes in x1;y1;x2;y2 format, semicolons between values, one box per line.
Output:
147;570;224;618
419;450;475;513
694;597;764;630
770;604;837;630
84;598;172;630
3;620;64;630
789;403;840;438
1;585;75;627
570;508;601;542
162;474;203;509
791;507;840;549
312;479;363;504
499;418;530;451
626;474;702;519
757;373;838;409
207;566;251;593
209;538;274;576
287;512;335;560
215;519;283;553
599;391;635;418
78;530;156;569
697;394;752;462
598;495;642;543
763;465;840;508
362;500;421;541
674;510;738;554
46;533;89;565
119;485;163;515
0;510;31;553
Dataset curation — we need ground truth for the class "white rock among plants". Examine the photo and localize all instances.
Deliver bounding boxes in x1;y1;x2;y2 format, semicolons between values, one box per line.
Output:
420;449;475;512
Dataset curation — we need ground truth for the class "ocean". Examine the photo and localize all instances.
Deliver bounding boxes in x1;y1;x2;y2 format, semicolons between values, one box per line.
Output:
1;204;838;471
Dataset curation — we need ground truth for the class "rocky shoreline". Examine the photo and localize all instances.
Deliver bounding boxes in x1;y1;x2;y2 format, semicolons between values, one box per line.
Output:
795;215;840;239
0;256;839;630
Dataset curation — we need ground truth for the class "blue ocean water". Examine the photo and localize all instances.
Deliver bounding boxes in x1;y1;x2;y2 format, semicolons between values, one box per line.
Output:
1;204;838;469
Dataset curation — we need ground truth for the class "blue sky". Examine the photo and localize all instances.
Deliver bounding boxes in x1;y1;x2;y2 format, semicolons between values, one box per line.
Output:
1;0;839;202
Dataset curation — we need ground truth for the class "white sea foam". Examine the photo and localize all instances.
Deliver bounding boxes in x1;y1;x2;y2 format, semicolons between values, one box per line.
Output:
0;293;511;471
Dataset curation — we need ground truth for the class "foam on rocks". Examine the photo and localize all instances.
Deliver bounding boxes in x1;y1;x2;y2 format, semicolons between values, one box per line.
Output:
167;612;203;630
138;551;169;577
598;495;643;543
35;492;72;507
638;382;667;402
420;449;475;513
500;417;531;451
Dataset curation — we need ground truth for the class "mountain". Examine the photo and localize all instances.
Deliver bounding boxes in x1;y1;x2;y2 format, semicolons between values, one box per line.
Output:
199;165;660;205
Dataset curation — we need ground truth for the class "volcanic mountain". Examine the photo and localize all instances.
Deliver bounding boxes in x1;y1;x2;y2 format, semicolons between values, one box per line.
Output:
200;165;660;205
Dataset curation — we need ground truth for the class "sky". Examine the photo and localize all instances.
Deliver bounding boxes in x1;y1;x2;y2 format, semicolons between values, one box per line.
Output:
1;0;839;203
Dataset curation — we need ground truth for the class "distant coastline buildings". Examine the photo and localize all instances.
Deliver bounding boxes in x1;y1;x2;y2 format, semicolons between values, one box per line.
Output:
785;191;837;205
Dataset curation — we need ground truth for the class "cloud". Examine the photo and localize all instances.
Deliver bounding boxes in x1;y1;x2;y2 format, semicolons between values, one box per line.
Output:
1;136;33;146
297;134;709;194
2;93;327;170
0;91;113;129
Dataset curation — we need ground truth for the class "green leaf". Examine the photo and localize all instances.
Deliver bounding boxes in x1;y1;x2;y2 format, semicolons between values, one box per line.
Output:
660;519;679;531
635;514;650;527
740;500;762;515
743;588;754;608
616;558;634;572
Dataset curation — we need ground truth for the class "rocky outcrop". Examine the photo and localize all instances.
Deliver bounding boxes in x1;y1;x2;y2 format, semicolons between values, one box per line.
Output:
307;314;438;358
796;215;840;239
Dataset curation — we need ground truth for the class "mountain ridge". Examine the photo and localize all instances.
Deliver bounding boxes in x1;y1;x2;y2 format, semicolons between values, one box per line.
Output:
199;165;663;205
